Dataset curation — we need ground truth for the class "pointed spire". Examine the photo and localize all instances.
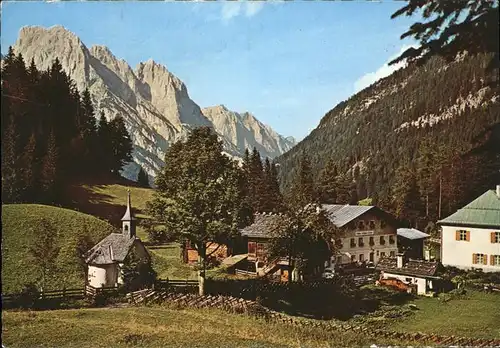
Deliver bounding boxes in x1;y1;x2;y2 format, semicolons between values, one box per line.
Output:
121;188;134;221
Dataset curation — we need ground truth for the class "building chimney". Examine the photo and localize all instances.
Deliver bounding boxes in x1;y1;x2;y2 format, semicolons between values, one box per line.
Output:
497;185;500;199
109;245;114;261
396;252;406;268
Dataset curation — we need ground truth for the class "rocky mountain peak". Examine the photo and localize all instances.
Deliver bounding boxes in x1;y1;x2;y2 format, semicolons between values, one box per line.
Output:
9;25;296;182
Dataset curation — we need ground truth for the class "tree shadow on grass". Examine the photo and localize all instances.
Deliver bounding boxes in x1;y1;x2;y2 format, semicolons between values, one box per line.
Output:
60;177;148;229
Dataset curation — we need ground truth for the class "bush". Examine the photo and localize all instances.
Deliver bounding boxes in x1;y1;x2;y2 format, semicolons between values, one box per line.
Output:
16;283;40;309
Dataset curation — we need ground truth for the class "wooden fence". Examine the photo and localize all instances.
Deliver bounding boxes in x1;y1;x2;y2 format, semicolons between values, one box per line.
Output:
3;287;84;303
2;285;120;308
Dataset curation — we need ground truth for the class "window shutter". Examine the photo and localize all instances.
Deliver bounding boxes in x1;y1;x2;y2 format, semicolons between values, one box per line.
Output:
472;253;476;264
483;255;487;265
466;231;470;241
491;255;495;265
491;232;496;243
456;231;460;240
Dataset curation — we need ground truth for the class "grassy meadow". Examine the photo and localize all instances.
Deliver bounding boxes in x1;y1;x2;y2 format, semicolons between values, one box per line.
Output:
386;290;500;339
1;306;417;348
1;204;116;293
149;244;198;280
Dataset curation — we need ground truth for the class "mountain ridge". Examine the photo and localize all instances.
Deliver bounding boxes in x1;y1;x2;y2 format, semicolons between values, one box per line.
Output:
276;51;499;214
10;25;296;181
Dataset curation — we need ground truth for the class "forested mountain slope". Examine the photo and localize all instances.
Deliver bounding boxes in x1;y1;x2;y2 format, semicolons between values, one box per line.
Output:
276;52;499;221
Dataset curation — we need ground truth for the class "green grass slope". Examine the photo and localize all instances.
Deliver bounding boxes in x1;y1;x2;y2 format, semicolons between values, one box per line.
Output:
1;204;118;294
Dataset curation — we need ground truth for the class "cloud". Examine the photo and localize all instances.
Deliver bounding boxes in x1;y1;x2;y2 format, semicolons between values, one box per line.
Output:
221;1;265;21
354;44;416;93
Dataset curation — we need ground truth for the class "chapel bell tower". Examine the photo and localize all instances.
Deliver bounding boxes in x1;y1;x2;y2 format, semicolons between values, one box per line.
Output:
121;189;136;239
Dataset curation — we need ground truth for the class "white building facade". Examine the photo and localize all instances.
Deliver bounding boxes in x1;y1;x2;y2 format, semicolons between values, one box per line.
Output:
438;186;500;272
322;205;399;267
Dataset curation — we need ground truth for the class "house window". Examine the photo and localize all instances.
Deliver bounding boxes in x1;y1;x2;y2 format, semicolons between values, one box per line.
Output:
358;237;364;247
456;230;469;241
350;238;356;248
492;232;500;243
369;220;376;229
389;236;395;244
379;236;386;245
336;256;342;264
380;220;387;229
473;253;486;265
256;243;265;259
369;252;374;262
358;221;365;230
405;277;413;283
351;255;356;262
248;242;256;255
359;254;364;262
369;237;375;246
124;225;129;232
335;239;343;249
390;251;396;257
492;255;500;266
380;252;386;258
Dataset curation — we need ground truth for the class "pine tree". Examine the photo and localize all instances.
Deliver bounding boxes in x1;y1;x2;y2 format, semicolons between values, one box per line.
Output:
97;111;112;174
392;163;422;227
109;115;133;175
1;114;22;203
288;154;317;209
137;165;150;187
40;130;59;203
390;0;499;69
261;158;284;212
335;173;352;205
248;147;265;211
317;158;338;204
20;133;38;201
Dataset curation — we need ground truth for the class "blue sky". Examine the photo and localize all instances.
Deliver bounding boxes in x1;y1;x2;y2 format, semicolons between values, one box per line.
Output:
1;1;417;141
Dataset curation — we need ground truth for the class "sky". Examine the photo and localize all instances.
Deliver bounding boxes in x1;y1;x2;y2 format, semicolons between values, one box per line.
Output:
1;0;417;141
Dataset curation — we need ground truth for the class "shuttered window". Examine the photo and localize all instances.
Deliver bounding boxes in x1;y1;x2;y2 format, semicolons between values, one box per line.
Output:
473;253;487;265
491;232;500;243
491;255;500;266
456;230;469;241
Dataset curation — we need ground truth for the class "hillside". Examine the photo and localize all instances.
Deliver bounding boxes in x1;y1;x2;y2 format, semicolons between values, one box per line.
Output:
276;52;499;217
1;204;117;294
9;25;295;181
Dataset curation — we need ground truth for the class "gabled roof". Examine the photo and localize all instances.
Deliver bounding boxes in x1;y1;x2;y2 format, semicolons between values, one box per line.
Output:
240;213;287;239
322;204;375;227
438;190;500;228
397;228;430;240
376;257;440;278
85;233;139;265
